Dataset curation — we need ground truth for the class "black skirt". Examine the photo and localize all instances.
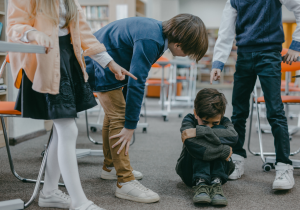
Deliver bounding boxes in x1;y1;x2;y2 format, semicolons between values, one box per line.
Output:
15;34;97;120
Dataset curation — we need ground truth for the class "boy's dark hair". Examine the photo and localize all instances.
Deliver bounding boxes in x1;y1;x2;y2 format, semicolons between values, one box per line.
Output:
194;88;227;119
162;13;208;62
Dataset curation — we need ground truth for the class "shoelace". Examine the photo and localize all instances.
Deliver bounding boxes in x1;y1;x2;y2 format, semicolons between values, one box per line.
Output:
210;183;223;198
55;191;70;200
275;169;291;180
132;181;149;192
193;184;211;195
233;160;242;178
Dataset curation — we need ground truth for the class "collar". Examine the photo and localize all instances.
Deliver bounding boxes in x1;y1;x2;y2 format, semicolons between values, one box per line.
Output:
164;38;169;52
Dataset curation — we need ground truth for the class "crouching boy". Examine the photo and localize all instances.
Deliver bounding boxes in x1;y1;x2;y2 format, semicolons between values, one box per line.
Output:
176;88;238;206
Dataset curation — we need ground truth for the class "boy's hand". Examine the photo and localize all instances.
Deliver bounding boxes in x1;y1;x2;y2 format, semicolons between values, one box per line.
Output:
225;147;233;161
110;127;134;156
107;60;137;81
181;128;196;143
210;68;221;84
283;49;300;65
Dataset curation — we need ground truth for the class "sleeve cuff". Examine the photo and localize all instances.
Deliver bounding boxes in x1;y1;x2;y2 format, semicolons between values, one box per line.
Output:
220;145;231;160
289;40;300;52
20;29;36;43
89;51;113;68
212;61;225;71
124;120;138;129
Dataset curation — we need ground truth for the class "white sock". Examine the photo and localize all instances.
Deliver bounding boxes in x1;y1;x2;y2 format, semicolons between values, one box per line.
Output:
42;118;89;208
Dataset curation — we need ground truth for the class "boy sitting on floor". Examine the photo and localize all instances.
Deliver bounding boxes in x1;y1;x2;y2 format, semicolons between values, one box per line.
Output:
176;88;238;206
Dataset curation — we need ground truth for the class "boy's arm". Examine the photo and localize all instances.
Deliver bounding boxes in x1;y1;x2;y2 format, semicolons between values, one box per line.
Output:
281;0;300;63
181;114;232;161
210;0;237;83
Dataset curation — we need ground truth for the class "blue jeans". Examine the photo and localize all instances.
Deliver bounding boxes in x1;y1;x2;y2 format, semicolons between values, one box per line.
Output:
231;50;292;165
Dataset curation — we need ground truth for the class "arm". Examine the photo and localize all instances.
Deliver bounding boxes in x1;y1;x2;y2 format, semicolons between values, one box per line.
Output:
210;0;237;83
180;114;232;161
281;0;300;64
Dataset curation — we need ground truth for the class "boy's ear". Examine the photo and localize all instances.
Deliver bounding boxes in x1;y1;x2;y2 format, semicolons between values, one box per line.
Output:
193;109;198;118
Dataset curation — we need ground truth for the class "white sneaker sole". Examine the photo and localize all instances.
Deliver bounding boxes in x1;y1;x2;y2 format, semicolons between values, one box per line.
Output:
115;192;160;203
228;174;242;180
272;183;294;190
100;173;143;180
38;200;70;209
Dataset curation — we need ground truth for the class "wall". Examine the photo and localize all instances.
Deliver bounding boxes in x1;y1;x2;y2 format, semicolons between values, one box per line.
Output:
147;0;179;21
179;0;296;29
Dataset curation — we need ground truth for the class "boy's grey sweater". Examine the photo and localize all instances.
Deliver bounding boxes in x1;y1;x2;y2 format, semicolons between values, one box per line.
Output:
176;114;238;178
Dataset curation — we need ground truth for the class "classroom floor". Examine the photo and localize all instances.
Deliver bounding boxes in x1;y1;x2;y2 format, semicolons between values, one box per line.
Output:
1;89;300;210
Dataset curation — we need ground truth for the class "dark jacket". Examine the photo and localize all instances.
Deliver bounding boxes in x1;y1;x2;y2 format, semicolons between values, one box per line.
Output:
176;114;238;179
85;17;166;129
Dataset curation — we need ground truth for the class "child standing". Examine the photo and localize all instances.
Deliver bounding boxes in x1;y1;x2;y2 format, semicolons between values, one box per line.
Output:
85;14;209;203
7;0;133;209
210;0;300;190
176;88;238;206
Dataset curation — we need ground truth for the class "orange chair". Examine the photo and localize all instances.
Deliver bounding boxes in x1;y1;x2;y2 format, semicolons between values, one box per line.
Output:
247;49;300;172
0;55;64;208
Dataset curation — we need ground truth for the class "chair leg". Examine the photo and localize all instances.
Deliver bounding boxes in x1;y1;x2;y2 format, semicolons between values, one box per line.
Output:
1;117;64;187
85;110;103;145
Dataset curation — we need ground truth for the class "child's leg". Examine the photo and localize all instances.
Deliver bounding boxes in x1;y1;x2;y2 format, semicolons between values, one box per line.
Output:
231;52;257;158
97;89;134;183
210;159;230;184
54;118;89;208
256;51;291;165
102;114;114;168
193;158;211;185
42;124;61;195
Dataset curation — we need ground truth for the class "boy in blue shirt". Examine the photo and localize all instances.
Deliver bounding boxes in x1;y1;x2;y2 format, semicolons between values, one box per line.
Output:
210;0;300;190
85;14;208;203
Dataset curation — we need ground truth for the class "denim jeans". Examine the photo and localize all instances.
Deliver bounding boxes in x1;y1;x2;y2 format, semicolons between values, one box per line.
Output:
231;50;292;165
180;152;230;187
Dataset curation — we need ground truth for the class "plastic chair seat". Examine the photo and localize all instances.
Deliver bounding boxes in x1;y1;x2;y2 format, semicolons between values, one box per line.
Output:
281;86;300;92
257;95;300;103
93;93;97;98
0;102;21;115
177;76;187;80
146;79;170;85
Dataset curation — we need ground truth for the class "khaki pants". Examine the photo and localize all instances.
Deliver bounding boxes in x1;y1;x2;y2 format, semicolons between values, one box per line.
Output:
96;88;135;183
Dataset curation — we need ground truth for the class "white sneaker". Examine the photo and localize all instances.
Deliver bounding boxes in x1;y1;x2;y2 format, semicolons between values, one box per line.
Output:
272;162;294;190
100;166;143;180
38;189;71;209
70;201;105;210
115;180;160;203
228;154;245;180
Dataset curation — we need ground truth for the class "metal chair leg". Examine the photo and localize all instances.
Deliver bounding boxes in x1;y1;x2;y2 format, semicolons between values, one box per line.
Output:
85;110;103;145
1;117;65;188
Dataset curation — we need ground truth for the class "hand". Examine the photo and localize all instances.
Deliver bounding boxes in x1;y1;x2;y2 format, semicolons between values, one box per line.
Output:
110;127;134;155
210;68;221;84
27;31;54;54
283;49;300;65
181;128;196;143
225;147;233;161
107;60;138;81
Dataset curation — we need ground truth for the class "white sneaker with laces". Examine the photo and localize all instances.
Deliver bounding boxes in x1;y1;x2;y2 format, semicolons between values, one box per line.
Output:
100;166;143;180
38;189;71;209
228;154;245;180
273;162;294;190
115;180;160;203
70;201;106;210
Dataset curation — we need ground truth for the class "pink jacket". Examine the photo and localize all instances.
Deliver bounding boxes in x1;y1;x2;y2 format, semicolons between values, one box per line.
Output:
6;0;106;94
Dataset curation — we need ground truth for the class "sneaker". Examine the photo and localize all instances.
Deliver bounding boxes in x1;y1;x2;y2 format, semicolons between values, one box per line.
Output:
272;162;294;190
101;166;143;180
70;201;105;210
38;189;71;209
192;182;211;204
228;154;245;180
210;182;228;206
115;180;160;203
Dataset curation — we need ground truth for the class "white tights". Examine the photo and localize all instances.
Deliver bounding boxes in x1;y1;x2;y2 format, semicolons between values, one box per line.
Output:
42;118;89;208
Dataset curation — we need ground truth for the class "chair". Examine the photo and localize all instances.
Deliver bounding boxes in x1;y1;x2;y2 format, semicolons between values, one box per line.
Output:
247;49;300;172
0;55;63;209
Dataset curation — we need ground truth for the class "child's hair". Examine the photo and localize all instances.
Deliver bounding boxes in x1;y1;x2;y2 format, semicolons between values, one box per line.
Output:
162;14;208;63
194;88;227;119
30;0;78;28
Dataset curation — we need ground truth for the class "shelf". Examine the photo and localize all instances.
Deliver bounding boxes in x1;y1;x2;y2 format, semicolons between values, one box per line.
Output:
0;91;7;95
0;11;5;15
0;52;7;56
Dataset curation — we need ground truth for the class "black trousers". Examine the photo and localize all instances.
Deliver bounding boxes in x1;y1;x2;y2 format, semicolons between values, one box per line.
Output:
231;50;292;165
180;152;231;187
